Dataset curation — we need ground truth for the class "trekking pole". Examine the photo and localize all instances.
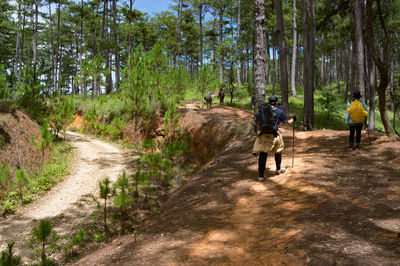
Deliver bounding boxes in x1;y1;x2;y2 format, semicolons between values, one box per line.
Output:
292;121;295;168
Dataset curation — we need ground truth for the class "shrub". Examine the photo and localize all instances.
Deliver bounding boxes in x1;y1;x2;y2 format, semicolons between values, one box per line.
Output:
31;219;58;266
0;241;21;266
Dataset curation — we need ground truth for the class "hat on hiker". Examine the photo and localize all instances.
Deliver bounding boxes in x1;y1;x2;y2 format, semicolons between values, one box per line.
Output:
352;90;362;99
268;95;279;105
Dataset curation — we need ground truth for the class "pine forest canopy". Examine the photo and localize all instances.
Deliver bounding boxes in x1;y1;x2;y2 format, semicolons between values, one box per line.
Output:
0;0;399;136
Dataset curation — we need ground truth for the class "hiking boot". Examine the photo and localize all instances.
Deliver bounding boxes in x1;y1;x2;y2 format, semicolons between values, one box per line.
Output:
354;144;360;149
347;142;354;150
276;168;286;175
258;177;265;182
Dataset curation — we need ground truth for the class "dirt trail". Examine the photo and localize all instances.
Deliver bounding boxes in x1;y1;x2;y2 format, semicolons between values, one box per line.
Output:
0;131;132;262
75;106;400;265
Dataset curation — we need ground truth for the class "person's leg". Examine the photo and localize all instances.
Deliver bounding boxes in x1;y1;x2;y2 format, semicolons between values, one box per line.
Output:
275;153;282;170
275;153;286;174
349;126;356;147
355;125;362;148
258;152;268;180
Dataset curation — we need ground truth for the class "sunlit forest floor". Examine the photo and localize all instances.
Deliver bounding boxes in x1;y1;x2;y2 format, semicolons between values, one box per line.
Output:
74;104;400;265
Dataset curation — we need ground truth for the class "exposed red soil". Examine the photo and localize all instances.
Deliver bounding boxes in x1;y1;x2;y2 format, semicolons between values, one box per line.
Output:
75;105;400;265
69;114;84;131
0;106;45;175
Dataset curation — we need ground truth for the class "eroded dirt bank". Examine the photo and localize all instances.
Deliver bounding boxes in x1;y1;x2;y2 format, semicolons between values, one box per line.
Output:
75;107;400;265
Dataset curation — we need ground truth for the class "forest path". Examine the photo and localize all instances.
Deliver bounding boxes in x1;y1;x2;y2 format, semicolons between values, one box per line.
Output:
75;106;400;265
0;131;133;263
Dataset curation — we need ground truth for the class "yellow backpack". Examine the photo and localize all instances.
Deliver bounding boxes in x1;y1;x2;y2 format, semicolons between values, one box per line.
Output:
348;100;368;123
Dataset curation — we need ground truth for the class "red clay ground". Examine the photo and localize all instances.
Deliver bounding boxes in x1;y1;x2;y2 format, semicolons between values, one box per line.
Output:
73;105;400;265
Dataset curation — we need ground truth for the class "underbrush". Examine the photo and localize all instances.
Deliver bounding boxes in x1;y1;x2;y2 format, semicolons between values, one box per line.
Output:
0;141;73;214
62;113;194;263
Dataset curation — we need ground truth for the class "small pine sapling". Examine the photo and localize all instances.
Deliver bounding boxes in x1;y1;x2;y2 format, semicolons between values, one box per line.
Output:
99;178;113;237
130;167;147;198
15;168;30;203
32;121;53;169
113;172;132;233
49;98;75;139
0;241;21;266
31;219;58;266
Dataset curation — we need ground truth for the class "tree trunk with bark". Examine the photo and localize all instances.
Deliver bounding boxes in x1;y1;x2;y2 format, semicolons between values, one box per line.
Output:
301;0;315;130
236;0;241;88
354;0;366;97
275;0;289;113
253;0;266;110
113;0;120;90
290;0;297;97
367;47;376;130
218;6;225;82
366;0;397;140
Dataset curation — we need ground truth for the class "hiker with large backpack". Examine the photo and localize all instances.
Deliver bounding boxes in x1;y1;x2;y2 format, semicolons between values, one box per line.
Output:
346;90;368;150
253;96;296;181
204;92;212;108
217;88;225;104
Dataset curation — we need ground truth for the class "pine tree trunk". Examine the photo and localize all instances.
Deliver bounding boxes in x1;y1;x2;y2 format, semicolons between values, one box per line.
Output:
32;0;39;80
199;3;203;67
320;35;324;88
302;0;315;130
254;0;266;110
290;0;297;97
236;0;241;87
113;0;120;91
266;36;271;84
128;0;133;59
367;47;376;130
275;0;289;113
55;1;61;92
354;0;366;97
14;2;22;80
366;0;396;140
218;6;224;82
344;42;350;103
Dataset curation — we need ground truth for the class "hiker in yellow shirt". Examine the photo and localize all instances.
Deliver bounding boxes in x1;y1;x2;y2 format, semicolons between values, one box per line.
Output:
346;90;368;150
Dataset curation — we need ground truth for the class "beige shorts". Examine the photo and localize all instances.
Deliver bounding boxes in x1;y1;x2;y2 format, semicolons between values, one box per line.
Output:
252;131;284;154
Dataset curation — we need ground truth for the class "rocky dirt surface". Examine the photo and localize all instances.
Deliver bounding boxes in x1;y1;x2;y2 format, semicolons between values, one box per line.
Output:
75;106;400;266
0;131;134;263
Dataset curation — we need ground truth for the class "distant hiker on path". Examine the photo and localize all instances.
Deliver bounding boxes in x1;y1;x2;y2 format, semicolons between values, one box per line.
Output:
217;88;225;104
346;90;368;150
204;93;212;108
253;96;296;181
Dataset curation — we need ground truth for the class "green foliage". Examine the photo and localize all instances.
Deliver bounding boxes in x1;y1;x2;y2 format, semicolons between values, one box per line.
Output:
0;142;72;214
31;220;58;266
49;98;75;138
121;41;191;117
0;241;21;266
15;168;30;203
130;167;147;198
14;67;44;120
196;64;220;98
0;65;10;102
113;172;132;232
98;178;112;237
32;121;53;167
66;228;89;249
0;163;10;201
320;89;340;120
